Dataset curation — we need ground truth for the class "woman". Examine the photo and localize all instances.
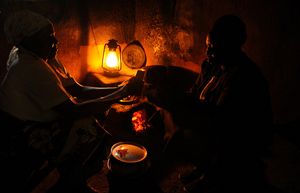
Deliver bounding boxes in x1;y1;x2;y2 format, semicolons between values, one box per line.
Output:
148;15;273;193
0;10;142;192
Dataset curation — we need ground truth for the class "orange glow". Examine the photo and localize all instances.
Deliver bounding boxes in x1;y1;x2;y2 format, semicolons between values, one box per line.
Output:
79;40;161;80
102;49;121;72
102;40;122;73
79;45;103;73
106;51;118;68
132;109;150;133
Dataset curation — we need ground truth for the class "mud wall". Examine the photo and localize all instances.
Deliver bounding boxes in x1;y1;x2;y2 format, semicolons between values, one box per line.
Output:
1;0;299;124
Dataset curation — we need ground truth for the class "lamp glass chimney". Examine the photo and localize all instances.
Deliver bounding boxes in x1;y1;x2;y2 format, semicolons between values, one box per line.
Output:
102;39;121;73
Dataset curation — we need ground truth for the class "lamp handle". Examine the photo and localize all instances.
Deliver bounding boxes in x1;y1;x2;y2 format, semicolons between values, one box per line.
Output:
117;45;122;70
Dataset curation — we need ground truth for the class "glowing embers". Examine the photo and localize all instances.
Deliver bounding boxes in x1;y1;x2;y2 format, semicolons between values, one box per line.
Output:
132;109;152;134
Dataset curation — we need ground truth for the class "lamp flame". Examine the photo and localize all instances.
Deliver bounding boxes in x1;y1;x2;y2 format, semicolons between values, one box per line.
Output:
102;39;121;74
106;52;118;68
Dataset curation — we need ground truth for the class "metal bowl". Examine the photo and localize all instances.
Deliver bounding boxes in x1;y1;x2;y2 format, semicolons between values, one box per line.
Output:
107;141;150;177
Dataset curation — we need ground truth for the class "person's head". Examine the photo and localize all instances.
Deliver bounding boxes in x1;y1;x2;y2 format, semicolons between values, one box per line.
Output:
4;10;58;61
206;15;247;65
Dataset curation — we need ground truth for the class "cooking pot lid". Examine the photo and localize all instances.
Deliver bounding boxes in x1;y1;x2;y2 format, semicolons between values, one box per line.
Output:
111;142;147;163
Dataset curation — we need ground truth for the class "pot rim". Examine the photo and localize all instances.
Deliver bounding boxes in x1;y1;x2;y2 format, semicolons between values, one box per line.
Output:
111;141;148;163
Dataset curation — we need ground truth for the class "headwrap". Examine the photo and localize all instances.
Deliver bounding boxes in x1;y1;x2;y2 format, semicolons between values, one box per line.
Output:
4;10;51;46
209;15;247;48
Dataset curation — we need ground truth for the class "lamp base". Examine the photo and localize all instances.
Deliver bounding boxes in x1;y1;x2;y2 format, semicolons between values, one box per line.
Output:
104;71;120;77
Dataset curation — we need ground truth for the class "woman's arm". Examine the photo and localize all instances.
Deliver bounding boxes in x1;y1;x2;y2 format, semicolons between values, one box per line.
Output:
53;76;144;119
52;84;128;119
65;81;124;100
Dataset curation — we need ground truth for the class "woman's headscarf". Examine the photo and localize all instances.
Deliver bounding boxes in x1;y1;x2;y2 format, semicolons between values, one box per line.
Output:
4;10;52;69
4;10;51;46
209;15;247;48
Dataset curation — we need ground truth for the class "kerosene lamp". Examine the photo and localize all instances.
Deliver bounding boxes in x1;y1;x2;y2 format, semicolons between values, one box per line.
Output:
102;39;122;76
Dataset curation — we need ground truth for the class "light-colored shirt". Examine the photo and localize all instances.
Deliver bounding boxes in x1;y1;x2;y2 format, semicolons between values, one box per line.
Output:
0;51;74;122
47;55;76;87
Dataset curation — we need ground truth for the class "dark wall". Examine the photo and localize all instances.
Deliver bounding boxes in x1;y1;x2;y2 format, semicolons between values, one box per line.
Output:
1;0;299;125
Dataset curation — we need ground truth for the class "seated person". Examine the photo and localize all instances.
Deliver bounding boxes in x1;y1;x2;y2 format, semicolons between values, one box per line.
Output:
147;15;274;193
0;10;142;192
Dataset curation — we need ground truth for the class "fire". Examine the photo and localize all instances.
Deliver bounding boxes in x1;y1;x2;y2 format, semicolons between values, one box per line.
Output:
132;109;150;133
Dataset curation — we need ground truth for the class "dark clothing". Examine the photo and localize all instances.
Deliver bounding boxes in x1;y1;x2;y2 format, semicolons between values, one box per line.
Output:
163;51;274;182
146;50;274;182
189;51;273;154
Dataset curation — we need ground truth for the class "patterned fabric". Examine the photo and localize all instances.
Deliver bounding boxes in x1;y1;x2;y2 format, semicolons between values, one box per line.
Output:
0;110;110;189
27;116;109;165
0;110;109;166
4;10;51;45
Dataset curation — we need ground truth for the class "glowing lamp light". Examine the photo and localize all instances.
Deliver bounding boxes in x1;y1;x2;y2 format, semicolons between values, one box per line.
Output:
102;39;122;75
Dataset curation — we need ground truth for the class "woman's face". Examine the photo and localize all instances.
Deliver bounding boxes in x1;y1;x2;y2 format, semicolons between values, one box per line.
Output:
206;35;224;65
35;24;58;60
206;34;232;66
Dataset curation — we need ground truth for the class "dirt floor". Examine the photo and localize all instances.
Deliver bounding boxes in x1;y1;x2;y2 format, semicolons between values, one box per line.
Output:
31;153;195;193
30;132;300;193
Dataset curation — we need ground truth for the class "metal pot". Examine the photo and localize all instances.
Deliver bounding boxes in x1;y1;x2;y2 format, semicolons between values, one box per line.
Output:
107;141;151;177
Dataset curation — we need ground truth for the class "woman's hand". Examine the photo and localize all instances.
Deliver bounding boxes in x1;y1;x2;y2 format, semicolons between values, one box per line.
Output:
122;76;144;96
